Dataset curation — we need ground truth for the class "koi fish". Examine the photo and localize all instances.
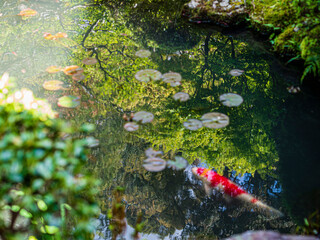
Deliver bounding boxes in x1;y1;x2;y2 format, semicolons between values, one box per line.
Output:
192;167;283;218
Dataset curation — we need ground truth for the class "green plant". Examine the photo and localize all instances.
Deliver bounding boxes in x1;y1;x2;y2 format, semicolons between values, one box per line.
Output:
296;210;320;236
0;74;100;240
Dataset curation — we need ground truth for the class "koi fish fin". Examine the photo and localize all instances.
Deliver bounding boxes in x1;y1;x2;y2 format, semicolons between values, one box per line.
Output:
204;182;212;196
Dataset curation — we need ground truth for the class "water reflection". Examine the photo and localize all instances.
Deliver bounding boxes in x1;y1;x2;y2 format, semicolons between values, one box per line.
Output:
1;0;319;239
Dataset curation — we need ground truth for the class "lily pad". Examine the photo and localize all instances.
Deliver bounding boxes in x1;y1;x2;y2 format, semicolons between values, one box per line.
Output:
219;93;243;107
162;72;182;86
173;92;190;102
72;73;85;81
63;66;83;75
43;80;65;91
46;66;61;73
18;8;37;17
143;157;166;172
145;148;163;158
124;122;139;132
43;33;56;40
229;69;244;77
135;50;151;58
57;96;80;108
83;57;97;65
167;156;188;170
135;69;162;82
54;32;68;38
183;119;203;130
132;111;154;123
201;112;229;129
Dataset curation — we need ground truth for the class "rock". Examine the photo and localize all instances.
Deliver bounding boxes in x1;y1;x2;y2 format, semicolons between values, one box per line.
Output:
223;231;319;240
182;0;248;27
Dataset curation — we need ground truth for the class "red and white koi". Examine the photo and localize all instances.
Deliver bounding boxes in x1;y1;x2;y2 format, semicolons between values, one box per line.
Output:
192;167;283;218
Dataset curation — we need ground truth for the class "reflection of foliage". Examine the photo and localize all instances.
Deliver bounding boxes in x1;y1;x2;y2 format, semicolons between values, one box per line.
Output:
0;96;99;238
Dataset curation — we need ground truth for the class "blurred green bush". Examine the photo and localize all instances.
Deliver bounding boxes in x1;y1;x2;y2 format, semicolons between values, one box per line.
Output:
0;74;100;240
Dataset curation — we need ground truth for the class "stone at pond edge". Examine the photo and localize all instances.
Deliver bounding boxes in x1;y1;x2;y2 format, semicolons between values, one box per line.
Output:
182;0;248;27
223;231;319;240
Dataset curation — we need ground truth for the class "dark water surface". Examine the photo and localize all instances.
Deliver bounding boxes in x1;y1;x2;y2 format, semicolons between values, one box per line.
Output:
1;0;320;239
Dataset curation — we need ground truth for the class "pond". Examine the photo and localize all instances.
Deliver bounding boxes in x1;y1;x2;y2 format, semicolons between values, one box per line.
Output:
1;0;320;239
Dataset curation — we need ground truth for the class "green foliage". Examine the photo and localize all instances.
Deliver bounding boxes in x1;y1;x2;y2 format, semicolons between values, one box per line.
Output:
296;210;320;236
0;93;100;239
249;0;320;81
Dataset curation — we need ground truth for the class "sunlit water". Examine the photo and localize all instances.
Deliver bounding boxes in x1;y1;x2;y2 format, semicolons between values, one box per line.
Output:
1;0;320;239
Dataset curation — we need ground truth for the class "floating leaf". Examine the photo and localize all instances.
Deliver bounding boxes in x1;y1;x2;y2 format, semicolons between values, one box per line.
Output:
43;80;64;91
54;32;68;38
183;119;203;130
219;93;243;107
162;72;182;87
135;50;151;58
145;148;163;158
201;112;229;129
132;111;154;123
46;66;61;73
135;69;162;82
18;8;37;17
167;156;188;170
124;122;139;132
43;33;56;40
57;96;80;108
72;73;85;81
162;72;181;82
173;92;190;102
63;66;83;75
143;157;166;172
229;69;244;77
82;57;97;65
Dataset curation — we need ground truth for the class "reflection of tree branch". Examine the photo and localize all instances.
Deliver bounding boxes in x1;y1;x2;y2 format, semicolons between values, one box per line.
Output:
213;36;235;59
81;19;100;48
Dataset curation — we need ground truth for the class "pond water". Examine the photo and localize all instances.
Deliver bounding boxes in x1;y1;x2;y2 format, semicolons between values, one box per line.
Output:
1;0;320;239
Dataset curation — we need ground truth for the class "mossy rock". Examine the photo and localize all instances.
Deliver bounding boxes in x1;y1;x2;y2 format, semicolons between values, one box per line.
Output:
182;0;248;27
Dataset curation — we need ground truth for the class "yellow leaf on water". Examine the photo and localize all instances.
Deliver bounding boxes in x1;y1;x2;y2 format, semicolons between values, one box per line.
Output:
63;65;83;75
46;66;61;73
43;33;56;40
18;8;38;17
55;32;68;38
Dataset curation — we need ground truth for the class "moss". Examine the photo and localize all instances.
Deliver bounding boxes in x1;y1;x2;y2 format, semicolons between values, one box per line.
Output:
249;0;320;80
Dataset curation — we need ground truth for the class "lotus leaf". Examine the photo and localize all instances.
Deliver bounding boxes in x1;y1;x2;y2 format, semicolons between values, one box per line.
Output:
183;119;203;130
145;148;163;158
173;92;190;102
229;69;244;77
43;80;64;91
219;93;243;107
167;156;188;170
143;157;166;172
18;8;37;17
135;69;162;82
63;66;83;76
133;111;154;123
57;96;80;108
201;112;229;129
124;122;139;132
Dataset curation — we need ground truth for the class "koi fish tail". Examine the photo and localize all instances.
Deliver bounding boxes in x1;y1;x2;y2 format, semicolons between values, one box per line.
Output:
237;193;284;218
